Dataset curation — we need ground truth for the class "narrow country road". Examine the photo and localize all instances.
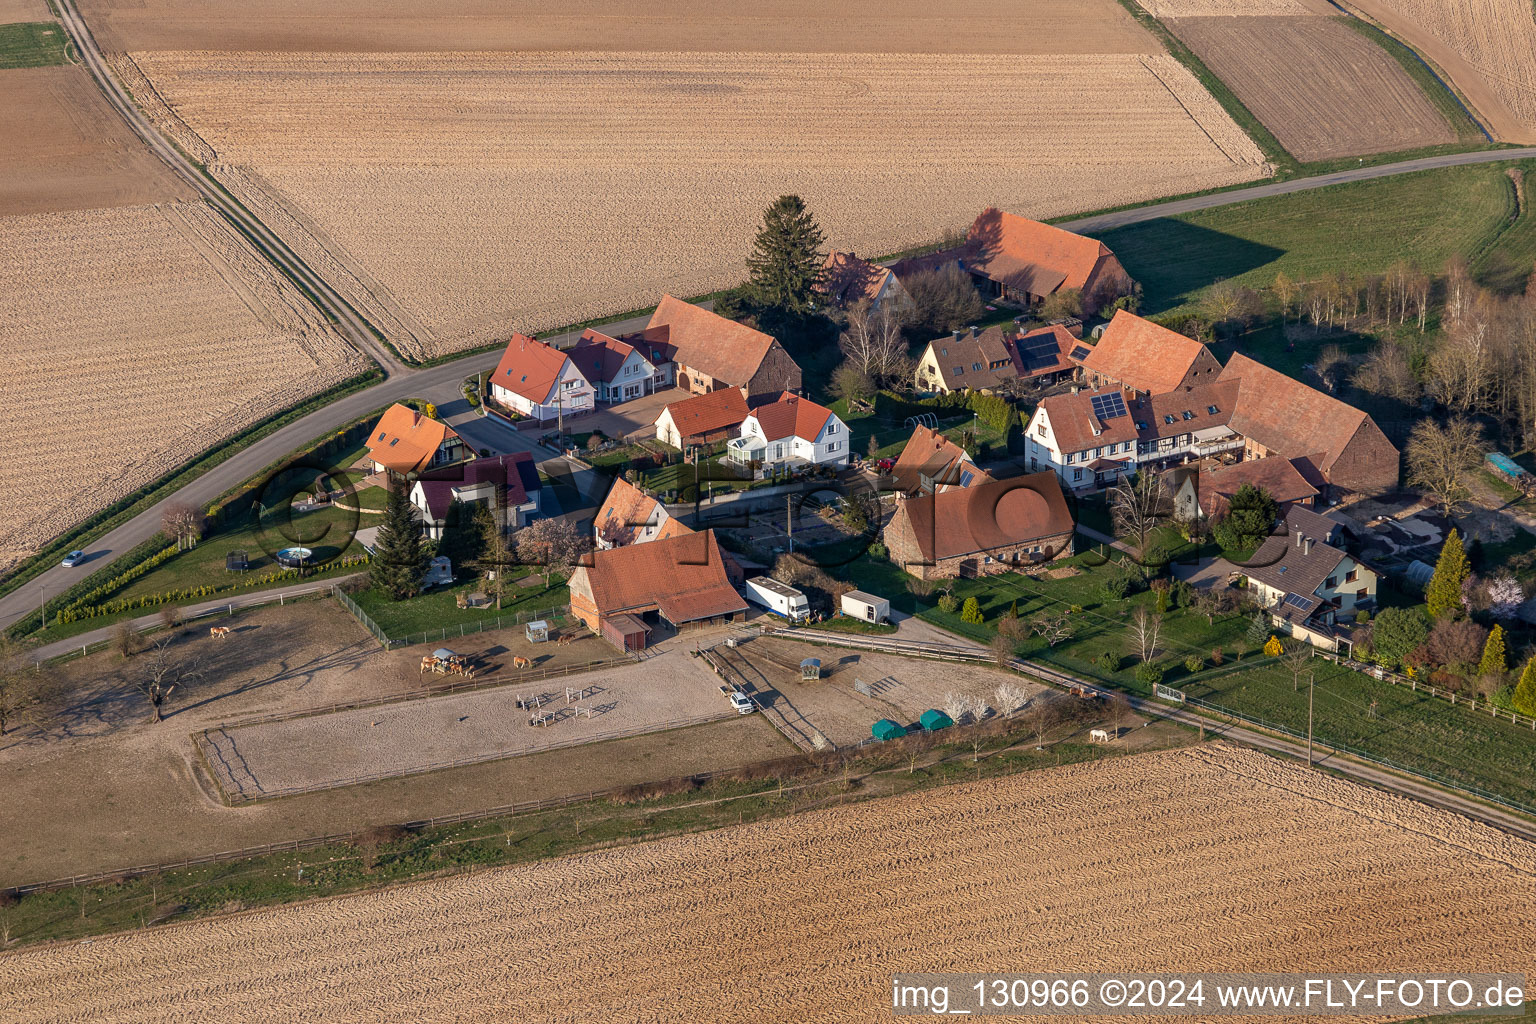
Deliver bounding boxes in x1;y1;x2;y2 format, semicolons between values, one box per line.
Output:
8;0;1536;636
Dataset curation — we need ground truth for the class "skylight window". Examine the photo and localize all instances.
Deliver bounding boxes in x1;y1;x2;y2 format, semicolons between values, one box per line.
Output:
1181;411;1193;421
1163;415;1175;425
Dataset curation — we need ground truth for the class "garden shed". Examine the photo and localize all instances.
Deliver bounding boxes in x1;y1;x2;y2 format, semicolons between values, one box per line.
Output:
919;709;953;732
871;719;906;741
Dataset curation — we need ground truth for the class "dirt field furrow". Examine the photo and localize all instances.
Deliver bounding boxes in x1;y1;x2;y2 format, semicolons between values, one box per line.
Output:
1169;16;1455;160
120;49;1266;360
4;746;1533;1023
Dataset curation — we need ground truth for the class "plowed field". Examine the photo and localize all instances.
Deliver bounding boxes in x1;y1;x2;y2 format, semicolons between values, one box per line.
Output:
4;746;1533;1023
1171;16;1454;159
123;50;1267;359
0;201;367;571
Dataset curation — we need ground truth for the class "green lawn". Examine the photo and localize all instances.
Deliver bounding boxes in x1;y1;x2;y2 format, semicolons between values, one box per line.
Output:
837;549;1536;809
350;575;569;644
1096;162;1532;314
643;457;755;499
0;22;70;68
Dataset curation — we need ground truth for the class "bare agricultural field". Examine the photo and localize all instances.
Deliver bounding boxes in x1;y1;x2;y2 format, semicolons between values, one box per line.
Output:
1143;0;1333;14
1171;16;1454;160
0;0;50;22
0;201;367;571
5;746;1535;1023
78;0;1158;54
0;67;190;216
1345;0;1536;142
123;50;1267;360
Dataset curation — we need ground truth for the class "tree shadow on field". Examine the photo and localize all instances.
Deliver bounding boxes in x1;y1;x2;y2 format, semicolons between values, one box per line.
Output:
1091;219;1287;313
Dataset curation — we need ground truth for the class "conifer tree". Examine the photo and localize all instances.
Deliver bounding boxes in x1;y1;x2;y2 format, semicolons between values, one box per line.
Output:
1245;611;1270;649
369;479;428;600
1426;528;1470;619
746;195;826;314
1478;623;1507;677
1512;657;1536;717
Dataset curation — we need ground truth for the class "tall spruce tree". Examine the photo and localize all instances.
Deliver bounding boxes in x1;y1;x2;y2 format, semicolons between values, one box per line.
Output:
745;195;826;314
1513;657;1536;717
1478;623;1507;677
1245;611;1270;649
1425;528;1470;619
369;479;429;600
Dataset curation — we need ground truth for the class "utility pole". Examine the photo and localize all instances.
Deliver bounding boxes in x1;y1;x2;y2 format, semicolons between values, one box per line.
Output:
39;583;48;632
1306;669;1315;767
787;494;794;554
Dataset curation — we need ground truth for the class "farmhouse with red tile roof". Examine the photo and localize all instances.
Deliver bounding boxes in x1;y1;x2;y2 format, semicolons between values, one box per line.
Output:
593;477;693;550
408;452;541;540
489;334;595;423
1219;353;1399;497
914;322;1078;394
884;471;1075;580
890;424;992;495
726;394;849;471
568;530;748;650
365;403;470;476
647;295;802;402
1080;311;1222;395
653;389;751;449
566;328;675;403
1171;455;1321;522
818;251;911;312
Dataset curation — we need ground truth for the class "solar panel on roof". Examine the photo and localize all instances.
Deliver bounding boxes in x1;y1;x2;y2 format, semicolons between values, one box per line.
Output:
1017;335;1063;372
1069;345;1091;362
1282;593;1312;610
1090;392;1127;420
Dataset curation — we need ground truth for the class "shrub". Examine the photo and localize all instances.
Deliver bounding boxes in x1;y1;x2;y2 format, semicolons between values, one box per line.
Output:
1210;647;1224;666
1354;609;1370;624
1135;662;1164;686
868;541;887;559
1183;654;1204;674
937;593;958;614
960;597;983;624
1098;651;1121;674
1263;635;1283;657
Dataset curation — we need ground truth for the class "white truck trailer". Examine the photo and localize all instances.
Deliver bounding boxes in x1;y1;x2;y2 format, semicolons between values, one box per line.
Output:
742;576;811;622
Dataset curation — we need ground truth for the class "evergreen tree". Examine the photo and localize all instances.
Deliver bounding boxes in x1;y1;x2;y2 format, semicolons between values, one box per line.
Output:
1513;657;1536;717
1211;484;1278;553
745;195;826;314
369;479;429;600
960;597;983;624
1478;623;1508;677
1426;528;1470;618
1245;611;1270;648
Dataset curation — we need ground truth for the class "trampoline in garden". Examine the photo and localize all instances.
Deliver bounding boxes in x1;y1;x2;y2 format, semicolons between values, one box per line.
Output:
919;709;953;733
871;719;906;741
226;550;251;571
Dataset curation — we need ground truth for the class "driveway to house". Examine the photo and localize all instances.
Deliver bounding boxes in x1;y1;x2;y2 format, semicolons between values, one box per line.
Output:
579;387;687;441
13;0;1536;635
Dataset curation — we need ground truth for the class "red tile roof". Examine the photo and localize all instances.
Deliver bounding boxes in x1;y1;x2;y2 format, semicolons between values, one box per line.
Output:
1039;380;1239;457
568;329;644;386
966;208;1112;296
924;325;1020;391
366;403;465;476
898;472;1074;562
415;451;537;520
1013;324;1079;380
657;388;751;439
748;393;835;443
819;251;893;306
1081;311;1219;395
595;477;691;546
1219;353;1399;484
1196;456;1319;517
581;530;746;624
647;295;778;387
492;334;575;404
891;425;991;493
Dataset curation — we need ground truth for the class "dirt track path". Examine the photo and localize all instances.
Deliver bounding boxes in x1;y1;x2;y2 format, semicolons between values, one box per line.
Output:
2;745;1532;1023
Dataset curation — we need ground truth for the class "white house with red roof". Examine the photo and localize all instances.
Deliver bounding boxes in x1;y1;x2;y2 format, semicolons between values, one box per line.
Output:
726;394;848;470
489;334;595;423
407;452;542;540
567;328;674;404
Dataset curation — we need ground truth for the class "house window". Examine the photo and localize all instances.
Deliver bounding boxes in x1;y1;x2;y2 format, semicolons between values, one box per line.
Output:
1073;468;1083;481
1356;588;1368;600
1037;423;1046;437
1030;458;1038;470
952;366;964;376
1325;576;1337;589
827;423;836;434
1093;447;1101;459
1345;569;1358;583
972;362;983;372
1064;452;1073;464
828;441;839;452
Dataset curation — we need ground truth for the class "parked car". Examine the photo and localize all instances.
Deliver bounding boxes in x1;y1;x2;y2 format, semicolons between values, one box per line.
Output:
60;550;85;567
720;684;756;715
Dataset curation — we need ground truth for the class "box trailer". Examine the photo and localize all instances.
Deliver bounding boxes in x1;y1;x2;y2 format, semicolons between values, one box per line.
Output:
840;589;890;624
743;576;810;621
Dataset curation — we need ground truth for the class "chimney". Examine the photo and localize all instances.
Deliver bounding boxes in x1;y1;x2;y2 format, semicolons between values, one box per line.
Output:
952;329;963;341
1303;537;1312;556
1294;530;1302;549
969;325;979;339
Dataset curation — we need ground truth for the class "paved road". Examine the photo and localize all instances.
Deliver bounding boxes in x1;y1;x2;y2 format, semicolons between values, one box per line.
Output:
1059;147;1536;234
11;2;1536;636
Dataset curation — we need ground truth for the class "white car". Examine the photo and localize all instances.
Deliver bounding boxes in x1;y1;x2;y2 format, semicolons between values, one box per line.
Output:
728;691;756;715
60;550;85;567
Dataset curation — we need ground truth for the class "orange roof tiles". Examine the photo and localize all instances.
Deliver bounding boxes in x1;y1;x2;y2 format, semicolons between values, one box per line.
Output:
891;425;991;493
1197;457;1320;516
582;530;746;624
966;208;1111;296
492;333;576;404
748;393;835;443
366;403;464;475
820;251;893;306
899;472;1074;562
568;329;643;386
1081;311;1219;395
647;295;778;387
658;389;751;439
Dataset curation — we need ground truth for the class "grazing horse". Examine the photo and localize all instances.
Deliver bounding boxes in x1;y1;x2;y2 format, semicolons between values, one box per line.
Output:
512;656;532;670
420;655;437;675
556;632;576;647
209;626;231;639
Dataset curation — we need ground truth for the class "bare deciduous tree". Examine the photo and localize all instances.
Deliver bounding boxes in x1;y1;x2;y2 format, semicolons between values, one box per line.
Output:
1107;692;1133;740
994;682;1031;716
989;632;1015;669
1352;341;1419;404
1279;638;1314;692
160;503;204;550
941;690;969;726
839;299;908;384
1126;606;1163;664
1406;415;1486;518
1028;610;1075;647
1111;472;1172;559
514;516;590;588
0;638;50;735
1022;695;1062;749
1314;344;1346;393
136;634;203;724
